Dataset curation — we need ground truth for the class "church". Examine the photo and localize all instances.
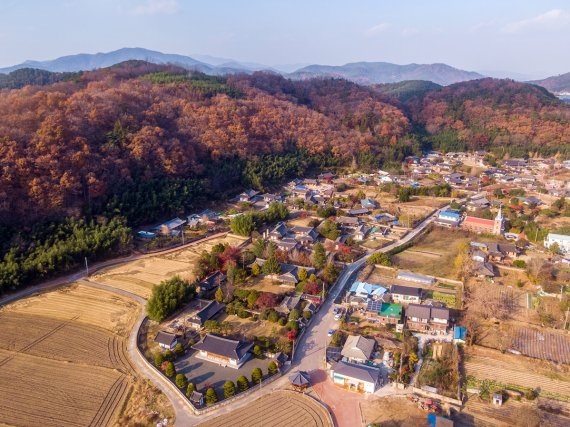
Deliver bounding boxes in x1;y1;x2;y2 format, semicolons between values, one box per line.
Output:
461;206;504;236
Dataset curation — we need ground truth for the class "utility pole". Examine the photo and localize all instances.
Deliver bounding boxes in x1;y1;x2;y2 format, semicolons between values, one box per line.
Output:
563;307;569;331
85;257;89;277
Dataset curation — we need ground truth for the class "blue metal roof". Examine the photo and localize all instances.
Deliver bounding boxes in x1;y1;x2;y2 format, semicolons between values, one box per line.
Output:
454;326;467;340
440;211;460;219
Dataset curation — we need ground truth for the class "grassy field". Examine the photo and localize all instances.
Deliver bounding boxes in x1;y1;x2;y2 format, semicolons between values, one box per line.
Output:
0;284;172;427
217;313;287;342
392;227;472;278
94;235;247;298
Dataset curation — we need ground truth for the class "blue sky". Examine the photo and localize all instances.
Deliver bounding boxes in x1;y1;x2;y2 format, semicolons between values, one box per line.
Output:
1;0;570;78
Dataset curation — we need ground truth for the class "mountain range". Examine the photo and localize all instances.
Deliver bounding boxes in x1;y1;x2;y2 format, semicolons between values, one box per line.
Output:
0;47;482;87
2;47;570;94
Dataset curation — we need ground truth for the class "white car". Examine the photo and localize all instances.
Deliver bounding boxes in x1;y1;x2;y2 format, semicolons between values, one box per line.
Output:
334;313;343;321
327;329;335;337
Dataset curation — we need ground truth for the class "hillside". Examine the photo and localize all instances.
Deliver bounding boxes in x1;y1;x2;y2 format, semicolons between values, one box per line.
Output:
530;72;570;95
371;80;442;102
409;78;570;154
289;62;483;86
0;62;411;226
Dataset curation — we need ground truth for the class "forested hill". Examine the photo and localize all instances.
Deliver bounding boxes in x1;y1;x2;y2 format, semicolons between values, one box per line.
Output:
408;78;570;156
0;61;412;227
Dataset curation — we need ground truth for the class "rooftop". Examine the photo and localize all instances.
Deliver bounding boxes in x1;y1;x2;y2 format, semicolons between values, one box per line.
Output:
192;334;253;361
332;360;381;384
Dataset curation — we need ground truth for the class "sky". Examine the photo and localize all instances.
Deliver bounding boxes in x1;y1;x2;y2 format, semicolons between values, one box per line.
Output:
1;0;570;78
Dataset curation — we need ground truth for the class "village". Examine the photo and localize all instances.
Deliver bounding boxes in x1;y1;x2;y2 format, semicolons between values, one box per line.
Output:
113;150;570;426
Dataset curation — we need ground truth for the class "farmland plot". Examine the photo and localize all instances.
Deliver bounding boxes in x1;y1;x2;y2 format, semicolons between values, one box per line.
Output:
94;235;247;298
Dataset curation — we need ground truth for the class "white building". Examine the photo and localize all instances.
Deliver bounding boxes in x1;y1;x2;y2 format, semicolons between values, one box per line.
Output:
544;233;570;254
331;360;382;393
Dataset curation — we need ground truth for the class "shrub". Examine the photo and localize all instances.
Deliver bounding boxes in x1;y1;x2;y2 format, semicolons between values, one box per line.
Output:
165;361;175;378
513;260;526;268
154;352;164;367
367;252;392;266
214;286;224;303
237;309;251;319
237;375;249;392
253;344;263;359
251;262;261;276
186;382;196;397
312;242;326;269
164;350;174;361
230;213;255;236
286;320;299;331
205;387;219;406
175;374;187;389
303;310;312;320
267;310;280;323
251;367;263;385
223;381;236;399
287;329;298;341
278;317;286;326
298;268;308;282
288;309;300;321
146;276;194;322
525;389;537;400
174;343;184;356
268;361;279;375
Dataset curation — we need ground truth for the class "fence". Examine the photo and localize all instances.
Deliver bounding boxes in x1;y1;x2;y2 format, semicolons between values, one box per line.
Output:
411;386;463;407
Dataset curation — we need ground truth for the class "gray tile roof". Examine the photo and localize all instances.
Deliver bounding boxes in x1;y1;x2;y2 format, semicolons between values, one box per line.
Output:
154;331;177;346
192;334;253;361
189;301;226;326
332;360;381;384
391;285;422;297
341;335;376;360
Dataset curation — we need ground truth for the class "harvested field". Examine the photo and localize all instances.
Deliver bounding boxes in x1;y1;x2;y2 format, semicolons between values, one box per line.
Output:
3;284;139;334
94;235;247;298
511;327;570;364
361;396;429;427
0;348;128;427
198;390;332;427
0;282;172;427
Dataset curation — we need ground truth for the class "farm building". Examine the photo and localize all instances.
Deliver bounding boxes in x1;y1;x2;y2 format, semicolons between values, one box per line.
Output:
188;300;226;330
331;361;382;393
154;217;186;236
154;331;178;350
397;271;435;286
390;285;423;304
341;335;376;363
192;334;253;369
435;211;461;227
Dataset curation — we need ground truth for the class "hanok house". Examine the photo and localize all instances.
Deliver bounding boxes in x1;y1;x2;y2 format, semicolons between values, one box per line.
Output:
405;304;450;332
291;226;319;246
331;360;382;393
154;331;178;350
276;295;302;315
485;242;520;263
239;189;260;202
472;261;495;278
268;221;289;241
390;285;423;305
192;334;253;369
347;207;370;217
341;335;376;363
353;224;370;241
336;216;360;228
195;271;226;297
188;300;226;330
252;258;315;286
365;301;402;325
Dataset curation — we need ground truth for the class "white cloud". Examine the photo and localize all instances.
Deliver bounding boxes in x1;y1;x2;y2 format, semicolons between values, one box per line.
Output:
501;9;570;33
365;22;390;37
130;0;179;16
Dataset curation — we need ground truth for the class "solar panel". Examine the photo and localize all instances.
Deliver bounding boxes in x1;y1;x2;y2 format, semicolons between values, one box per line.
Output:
366;300;383;312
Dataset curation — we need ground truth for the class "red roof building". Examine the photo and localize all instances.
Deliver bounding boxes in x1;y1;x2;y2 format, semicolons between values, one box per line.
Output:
462;206;504;236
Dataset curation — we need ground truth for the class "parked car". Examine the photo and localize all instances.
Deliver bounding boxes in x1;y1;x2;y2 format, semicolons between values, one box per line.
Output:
334;313;343;321
327;329;335;337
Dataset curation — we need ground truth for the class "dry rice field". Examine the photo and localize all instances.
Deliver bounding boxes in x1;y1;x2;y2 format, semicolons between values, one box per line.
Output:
0;284;144;427
198;390;332;427
94;235;247;298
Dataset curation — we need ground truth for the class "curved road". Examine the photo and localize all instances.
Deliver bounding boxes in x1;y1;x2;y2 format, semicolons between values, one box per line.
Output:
0;207;447;426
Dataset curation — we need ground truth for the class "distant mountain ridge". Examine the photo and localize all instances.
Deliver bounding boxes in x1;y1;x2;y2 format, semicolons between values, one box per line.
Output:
288;62;484;86
1;48;485;86
530;72;570;96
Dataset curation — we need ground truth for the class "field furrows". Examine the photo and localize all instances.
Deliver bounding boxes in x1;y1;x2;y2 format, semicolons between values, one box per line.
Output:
108;335;135;374
465;357;570;396
199;391;330;427
511;327;570;364
0;349;122;427
89;376;129;427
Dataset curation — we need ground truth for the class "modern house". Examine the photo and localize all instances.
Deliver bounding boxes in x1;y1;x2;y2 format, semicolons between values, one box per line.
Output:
268;222;289;241
192;334;253;369
239;189;260;202
353;224;370;241
397;271;435;286
361;198;379;209
188;300;226;330
154;331;178;350
331;360;382;393
390;285;423;304
348;282;387;303
405;304;450;332
341;335;376;363
544;233;570;254
365;301;402;325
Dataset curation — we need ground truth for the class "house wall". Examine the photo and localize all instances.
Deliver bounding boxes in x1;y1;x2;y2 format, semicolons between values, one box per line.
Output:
392;294;420;304
331;372;376;393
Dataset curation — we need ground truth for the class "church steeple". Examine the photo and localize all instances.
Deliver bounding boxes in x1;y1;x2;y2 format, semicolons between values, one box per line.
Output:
493;204;504;235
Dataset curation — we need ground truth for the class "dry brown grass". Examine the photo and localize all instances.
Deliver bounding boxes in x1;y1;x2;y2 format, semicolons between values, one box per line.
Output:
114;379;175;427
360;396;430;427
